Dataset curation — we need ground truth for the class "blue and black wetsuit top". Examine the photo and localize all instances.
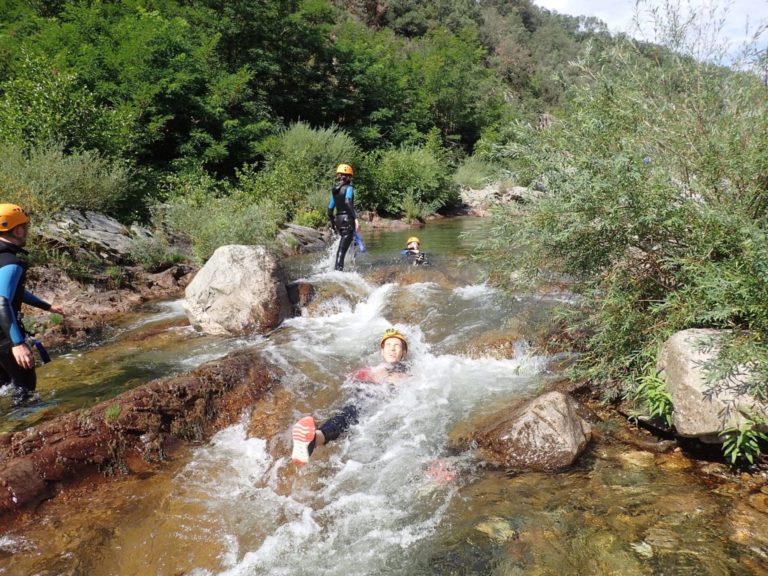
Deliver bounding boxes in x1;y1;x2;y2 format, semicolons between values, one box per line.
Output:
0;242;50;349
327;182;357;226
401;249;428;265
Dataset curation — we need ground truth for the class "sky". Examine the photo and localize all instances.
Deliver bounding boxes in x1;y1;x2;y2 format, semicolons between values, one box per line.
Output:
533;0;768;61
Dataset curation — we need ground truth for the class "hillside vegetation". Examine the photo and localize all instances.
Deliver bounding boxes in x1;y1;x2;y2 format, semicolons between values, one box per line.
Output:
2;0;768;413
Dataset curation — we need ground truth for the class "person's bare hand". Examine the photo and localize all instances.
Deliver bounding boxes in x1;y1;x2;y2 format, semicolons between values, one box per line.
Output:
49;304;64;315
12;343;34;370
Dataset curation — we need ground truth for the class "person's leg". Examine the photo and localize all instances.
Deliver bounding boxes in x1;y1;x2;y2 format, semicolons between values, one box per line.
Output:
334;224;355;271
291;404;359;465
291;416;316;464
0;348;36;403
318;404;359;443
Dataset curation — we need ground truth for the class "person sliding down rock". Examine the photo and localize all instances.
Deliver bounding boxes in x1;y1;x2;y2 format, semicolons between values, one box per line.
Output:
291;328;410;465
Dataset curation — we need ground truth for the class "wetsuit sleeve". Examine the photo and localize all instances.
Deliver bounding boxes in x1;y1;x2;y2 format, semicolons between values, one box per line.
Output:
23;290;51;311
328;194;336;226
0;264;26;345
343;185;358;220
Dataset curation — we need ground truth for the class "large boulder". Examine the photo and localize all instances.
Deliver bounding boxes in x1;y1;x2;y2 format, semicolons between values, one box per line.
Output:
472;391;592;472
184;245;291;336
658;329;768;442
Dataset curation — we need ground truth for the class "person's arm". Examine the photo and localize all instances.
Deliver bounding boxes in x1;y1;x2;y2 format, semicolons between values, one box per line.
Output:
327;195;337;232
22;290;50;311
0;264;34;369
0;264;26;346
23;290;64;315
344;185;360;231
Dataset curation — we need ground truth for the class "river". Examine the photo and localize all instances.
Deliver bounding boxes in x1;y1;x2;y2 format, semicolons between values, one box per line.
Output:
1;218;766;575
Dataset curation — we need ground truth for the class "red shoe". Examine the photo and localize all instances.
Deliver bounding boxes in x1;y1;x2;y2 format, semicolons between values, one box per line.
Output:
291;416;316;465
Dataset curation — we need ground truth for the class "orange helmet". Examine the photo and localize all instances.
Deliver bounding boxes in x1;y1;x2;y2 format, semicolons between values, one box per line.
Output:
336;163;354;176
380;327;408;352
0;204;29;232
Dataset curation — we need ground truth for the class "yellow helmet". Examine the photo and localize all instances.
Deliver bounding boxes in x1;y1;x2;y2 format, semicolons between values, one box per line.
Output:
406;236;420;246
336;163;354;176
0;204;29;232
380;327;408;352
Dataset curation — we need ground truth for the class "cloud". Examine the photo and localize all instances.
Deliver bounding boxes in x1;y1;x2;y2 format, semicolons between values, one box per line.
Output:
533;0;768;56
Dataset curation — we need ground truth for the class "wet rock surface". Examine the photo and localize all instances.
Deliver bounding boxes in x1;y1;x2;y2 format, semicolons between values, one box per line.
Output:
0;348;281;516
472;391;593;472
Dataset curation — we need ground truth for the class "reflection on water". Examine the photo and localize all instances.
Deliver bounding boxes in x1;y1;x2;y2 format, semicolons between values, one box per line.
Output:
1;217;767;575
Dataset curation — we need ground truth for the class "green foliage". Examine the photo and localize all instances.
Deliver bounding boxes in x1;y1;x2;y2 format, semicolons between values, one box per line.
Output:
164;189;285;264
47;313;64;327
478;19;768;398
360;145;456;216
238;122;359;219
0;141;131;217
130;236;185;273
720;416;768;467
400;190;441;222
629;364;674;427
292;209;327;229
104;404;121;423
452;155;499;189
128;204;188;271
104;266;127;289
27;245;104;284
0;52;132;155
266;122;360;184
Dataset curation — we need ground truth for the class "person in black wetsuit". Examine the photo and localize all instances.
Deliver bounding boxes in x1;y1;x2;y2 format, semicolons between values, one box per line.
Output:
291;328;410;465
401;236;428;266
0;204;64;405
328;163;360;271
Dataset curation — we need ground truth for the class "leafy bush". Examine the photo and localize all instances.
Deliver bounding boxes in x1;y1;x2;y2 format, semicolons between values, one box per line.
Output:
130;236;185;272
629;364;674;427
164;192;285;263
360;146;457;216
452;156;499;189
720;416;768;468
0;52;132;156
238;122;360;220
0;141;131;217
478;29;768;399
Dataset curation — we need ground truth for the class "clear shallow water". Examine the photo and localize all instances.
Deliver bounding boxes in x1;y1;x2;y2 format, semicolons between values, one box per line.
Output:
1;218;767;575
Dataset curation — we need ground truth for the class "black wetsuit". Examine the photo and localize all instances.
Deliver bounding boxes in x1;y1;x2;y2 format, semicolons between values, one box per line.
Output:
0;242;51;401
401;249;428;266
328;180;358;271
309;362;410;454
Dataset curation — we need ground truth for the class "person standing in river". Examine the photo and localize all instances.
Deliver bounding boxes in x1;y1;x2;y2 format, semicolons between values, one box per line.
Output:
328;163;360;271
291;328;410;465
0;204;64;405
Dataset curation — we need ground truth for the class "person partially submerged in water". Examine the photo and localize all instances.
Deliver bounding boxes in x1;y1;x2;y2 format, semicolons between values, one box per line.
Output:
291;328;410;465
401;236;428;266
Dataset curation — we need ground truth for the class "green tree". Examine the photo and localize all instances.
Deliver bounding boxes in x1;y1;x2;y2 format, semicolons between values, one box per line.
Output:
0;52;132;155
